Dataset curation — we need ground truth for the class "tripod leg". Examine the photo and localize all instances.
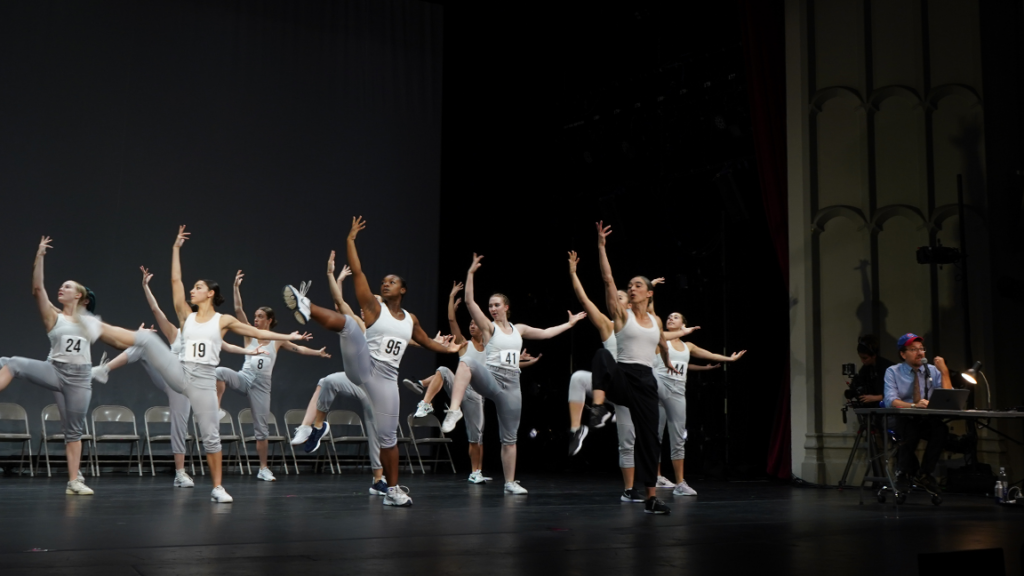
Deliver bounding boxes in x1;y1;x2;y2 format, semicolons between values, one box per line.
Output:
839;422;866;488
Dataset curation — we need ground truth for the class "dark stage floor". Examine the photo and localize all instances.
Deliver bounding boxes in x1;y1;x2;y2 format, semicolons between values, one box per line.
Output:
0;471;1021;575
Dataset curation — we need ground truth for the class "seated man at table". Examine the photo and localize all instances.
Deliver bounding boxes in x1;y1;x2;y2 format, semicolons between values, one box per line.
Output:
883;333;952;493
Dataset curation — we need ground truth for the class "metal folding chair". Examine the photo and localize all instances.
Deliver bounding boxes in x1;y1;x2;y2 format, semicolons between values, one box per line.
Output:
238;408;292;475
196;411;244;474
144;406;198;476
327;410;370;472
283;409;318;474
406;413;456;474
36;403;96;477
0;403;33;476
91;405;142;476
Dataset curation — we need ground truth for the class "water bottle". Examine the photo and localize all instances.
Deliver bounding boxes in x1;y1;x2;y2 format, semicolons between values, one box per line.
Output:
994;480;1004;503
998;467;1009;503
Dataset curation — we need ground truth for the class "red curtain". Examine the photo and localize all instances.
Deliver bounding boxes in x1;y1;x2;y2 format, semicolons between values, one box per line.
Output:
740;0;791;479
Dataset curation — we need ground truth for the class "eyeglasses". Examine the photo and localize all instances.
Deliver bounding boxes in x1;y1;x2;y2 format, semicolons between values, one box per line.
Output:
905;348;926;354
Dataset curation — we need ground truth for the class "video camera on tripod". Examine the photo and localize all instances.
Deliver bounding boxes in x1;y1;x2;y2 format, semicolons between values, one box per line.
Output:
841;362;869;424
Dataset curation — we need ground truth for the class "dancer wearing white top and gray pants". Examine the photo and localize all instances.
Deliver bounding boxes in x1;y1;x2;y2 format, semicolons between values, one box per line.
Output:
82;226;309;503
216;270;331;482
0;236;96;495
441;252;586;495
284;217;463;507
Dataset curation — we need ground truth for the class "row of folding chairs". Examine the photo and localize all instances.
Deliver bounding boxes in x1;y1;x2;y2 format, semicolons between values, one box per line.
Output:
0;402;456;477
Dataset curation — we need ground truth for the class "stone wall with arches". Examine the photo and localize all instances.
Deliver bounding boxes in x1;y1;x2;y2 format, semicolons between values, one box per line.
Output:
785;0;1006;484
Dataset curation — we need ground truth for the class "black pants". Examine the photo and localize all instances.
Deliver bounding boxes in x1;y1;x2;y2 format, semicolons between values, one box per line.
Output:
592;349;660;490
894;415;948;477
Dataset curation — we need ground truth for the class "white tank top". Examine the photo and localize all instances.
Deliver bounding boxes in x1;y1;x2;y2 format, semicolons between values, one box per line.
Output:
366;304;414;370
462;340;486;364
178;312;222;366
655;340;690;383
602;332;618;362
47;314;92;365
486;322;523;371
242;339;278;379
615;309;660;367
170;329;184;356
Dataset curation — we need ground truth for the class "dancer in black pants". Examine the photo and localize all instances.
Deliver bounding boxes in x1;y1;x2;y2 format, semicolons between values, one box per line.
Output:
588;221;679;514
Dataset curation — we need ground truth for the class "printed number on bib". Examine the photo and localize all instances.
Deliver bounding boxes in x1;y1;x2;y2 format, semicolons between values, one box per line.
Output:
184;339;213;362
382;337;406;358
499;349;520;369
255;358;267;371
673;362;686;373
63;337;86;354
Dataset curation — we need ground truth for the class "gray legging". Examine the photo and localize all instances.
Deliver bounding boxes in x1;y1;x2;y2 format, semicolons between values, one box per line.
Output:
328;317;399;452
1;356;91;443
438;366;484;444
124;346;192;455
459;357;520;445
656;376;686;460
216;367;272;441
316;371;382;471
132;330;221;453
567;369;636;467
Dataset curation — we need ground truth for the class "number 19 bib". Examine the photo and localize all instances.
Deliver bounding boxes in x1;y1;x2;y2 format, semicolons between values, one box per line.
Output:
184;339;216;365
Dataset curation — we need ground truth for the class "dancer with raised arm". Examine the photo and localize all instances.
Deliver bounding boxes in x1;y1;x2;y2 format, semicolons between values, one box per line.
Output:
403;281;541;484
92;266;266;488
283;217;462;507
80;226;310;503
654;311;745;497
440;254;586;494
0;237;98;495
215;270;331;482
587;221;678;514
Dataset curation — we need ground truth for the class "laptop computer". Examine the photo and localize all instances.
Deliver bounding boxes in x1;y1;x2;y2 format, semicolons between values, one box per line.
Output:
928;389;970;411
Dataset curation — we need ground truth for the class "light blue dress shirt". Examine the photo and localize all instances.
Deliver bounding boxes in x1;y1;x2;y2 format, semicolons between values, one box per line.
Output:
883;362;943;408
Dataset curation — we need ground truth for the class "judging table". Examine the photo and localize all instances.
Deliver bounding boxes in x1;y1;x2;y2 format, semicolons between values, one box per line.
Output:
851;407;1024;505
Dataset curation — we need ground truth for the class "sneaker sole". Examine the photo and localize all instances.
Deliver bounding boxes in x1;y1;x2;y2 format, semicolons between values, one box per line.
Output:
282;286;307;325
569;426;589;456
383;499;413;507
66;490;94;495
592;412;612;429
174;482;195;488
369;488;386;496
211;498;234;503
258;477;276;482
402;379;424;394
621;497;645;502
644;509;670;514
468;478;486;484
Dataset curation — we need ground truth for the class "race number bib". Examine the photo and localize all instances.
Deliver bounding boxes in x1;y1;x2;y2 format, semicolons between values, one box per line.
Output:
184;339;214;363
499;349;520;369
374;337;408;364
55;336;88;359
251;355;272;374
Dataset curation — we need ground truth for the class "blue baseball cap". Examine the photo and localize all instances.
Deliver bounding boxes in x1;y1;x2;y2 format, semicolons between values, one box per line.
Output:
897;333;923;351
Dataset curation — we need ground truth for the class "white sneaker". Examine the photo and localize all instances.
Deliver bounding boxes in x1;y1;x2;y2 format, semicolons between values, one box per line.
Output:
656;475;676;488
441;408;462;433
468;470;487;484
217;409;227;421
66;479;94;495
77;470;85;482
91;352;110;384
673;480;697;496
257;467;276;482
283;282;312;325
210;485;234;503
414;400;433;418
402;378;424;394
291;424;312;445
383;485;413;507
504;480;528;495
174;469;195;488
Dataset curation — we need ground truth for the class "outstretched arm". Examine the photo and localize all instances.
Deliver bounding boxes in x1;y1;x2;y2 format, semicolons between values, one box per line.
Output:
222;315;312;342
409;313;464;354
33;236;58;330
464;253;493;336
688;363;721;371
280;342;332;358
346;216;382;325
518;311;587;340
568;250;613;339
171;226;192;325
596;222;626;325
140;266;179;344
663;326;701;340
519;348;542;368
656;317;680;374
232;270;251;348
223;342;268;356
687;342;747;363
447;281;467;344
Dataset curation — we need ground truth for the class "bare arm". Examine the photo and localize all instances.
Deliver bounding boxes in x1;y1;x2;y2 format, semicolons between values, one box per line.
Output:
232;270;251;347
171;226;192;325
519;348;542;368
663;326;701;340
223;342;268;356
596;222;626;325
447;281;466;344
517;311;587;340
221;315;311;342
409;313;463;354
567;250;613;340
347;216;381;325
326;251;351;315
686;342;747;364
687;363;721;371
280;342;332;358
655;318;680;374
32;236;58;330
139;266;179;344
464;254;493;335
